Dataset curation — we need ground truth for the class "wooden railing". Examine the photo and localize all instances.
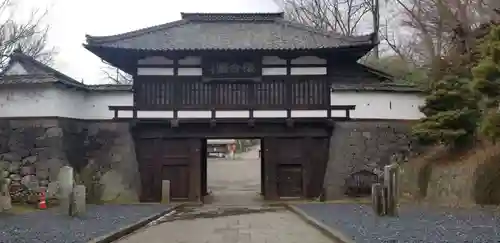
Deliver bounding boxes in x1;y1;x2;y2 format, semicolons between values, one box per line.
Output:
134;77;330;110
108;105;356;120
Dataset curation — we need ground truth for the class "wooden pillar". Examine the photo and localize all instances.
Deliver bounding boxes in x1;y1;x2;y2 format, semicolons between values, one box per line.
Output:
302;137;312;198
262;137;278;200
189;138;202;202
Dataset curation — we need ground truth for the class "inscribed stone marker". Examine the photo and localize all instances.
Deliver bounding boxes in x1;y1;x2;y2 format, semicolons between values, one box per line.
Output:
161;180;170;204
71;185;86;216
57;166;74;214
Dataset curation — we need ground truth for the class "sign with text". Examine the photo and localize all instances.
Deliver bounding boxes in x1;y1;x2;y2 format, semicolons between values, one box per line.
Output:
204;58;259;78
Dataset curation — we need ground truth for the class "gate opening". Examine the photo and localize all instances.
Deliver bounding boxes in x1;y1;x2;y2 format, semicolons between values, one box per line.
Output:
202;138;263;206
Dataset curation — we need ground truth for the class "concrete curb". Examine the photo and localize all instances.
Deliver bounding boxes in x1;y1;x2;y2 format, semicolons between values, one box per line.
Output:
285;204;355;243
87;203;185;243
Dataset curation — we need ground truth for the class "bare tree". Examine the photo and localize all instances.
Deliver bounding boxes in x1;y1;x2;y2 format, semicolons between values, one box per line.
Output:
275;0;375;35
0;0;55;71
101;63;132;84
382;0;500;79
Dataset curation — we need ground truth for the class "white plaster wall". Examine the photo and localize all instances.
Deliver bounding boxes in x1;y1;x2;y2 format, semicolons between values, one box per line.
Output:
84;92;133;119
0;86;424;120
331;91;425;120
4;62;28;75
0;86;132;119
137;55;329;76
0;87;60;117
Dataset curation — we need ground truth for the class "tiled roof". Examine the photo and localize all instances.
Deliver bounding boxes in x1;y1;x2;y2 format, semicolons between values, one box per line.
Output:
0;51;131;92
0;74;59;85
85;12;375;51
331;83;422;93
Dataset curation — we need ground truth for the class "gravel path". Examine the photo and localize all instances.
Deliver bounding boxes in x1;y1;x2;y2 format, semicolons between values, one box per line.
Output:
0;204;174;243
297;203;500;243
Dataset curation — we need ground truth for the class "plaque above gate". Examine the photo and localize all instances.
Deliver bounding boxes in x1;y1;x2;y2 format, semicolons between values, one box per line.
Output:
203;57;260;78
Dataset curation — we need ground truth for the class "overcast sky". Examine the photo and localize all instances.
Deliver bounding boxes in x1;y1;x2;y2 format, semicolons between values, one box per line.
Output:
16;0;280;84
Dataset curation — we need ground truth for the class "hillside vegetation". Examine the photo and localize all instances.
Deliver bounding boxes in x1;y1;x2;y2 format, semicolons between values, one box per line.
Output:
401;25;500;206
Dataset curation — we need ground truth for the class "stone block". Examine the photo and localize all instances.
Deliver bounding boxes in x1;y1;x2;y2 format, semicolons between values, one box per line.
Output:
9;146;29;159
381;186;388;216
0;170;9;178
57;166;74;215
371;183;384;216
22;155;38;165
0;153;21;162
0;178;12;211
384;163;399;216
70;185;86;217
35;167;50;180
21;175;39;190
45;127;63;138
324;121;413;200
20;166;35;176
9;174;21;181
8;161;21;173
0;161;8;171
46;181;59;199
161;180;170;204
0;187;11;212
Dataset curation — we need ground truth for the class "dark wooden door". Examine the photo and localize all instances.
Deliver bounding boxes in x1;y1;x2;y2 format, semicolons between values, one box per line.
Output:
158;138;200;201
162;165;190;199
136;136;202;202
262;138;309;199
136;138;160;202
277;164;303;197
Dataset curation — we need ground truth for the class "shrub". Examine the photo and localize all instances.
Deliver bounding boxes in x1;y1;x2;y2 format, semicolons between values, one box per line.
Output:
413;76;479;148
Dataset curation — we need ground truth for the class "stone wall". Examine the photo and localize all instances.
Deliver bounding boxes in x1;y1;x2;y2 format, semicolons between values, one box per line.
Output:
0;118;140;204
324;120;415;199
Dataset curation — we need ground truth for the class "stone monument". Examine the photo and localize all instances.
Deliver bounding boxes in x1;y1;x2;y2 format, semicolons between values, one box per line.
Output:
161;180;170;204
0;177;12;212
57;166;74;214
371;163;400;217
70;185;86;216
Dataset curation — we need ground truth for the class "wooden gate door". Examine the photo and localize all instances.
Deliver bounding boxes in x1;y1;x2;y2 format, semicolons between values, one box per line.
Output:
136;137;202;202
136;138;159;202
262;138;310;200
277;164;303;198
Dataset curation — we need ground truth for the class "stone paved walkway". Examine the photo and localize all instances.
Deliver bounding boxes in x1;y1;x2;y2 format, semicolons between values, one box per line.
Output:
117;210;336;243
206;144;262;206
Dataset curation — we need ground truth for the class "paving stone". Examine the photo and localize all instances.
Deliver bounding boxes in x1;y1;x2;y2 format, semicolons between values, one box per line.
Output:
116;211;335;243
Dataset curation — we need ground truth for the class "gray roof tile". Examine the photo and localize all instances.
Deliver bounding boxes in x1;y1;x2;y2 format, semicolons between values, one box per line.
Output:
0;52;131;92
86;12;374;51
331;83;422;93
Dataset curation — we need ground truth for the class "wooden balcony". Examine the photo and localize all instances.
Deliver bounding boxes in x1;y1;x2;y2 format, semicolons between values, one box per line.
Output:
109;76;356;122
133;76;331;110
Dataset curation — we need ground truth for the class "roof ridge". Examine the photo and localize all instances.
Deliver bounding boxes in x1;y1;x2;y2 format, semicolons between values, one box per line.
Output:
181;12;284;21
86;19;189;44
11;52;83;86
275;19;334;38
275;18;375;43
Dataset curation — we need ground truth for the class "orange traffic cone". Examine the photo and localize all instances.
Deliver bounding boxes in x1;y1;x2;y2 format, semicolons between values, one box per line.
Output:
38;191;47;209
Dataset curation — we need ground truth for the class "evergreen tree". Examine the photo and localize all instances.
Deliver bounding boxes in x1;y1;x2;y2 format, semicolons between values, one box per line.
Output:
472;25;500;142
412;76;479;148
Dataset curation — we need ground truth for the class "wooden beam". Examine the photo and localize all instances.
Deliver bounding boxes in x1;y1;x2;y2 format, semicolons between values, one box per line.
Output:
170;119;179;128
135;122;331;139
